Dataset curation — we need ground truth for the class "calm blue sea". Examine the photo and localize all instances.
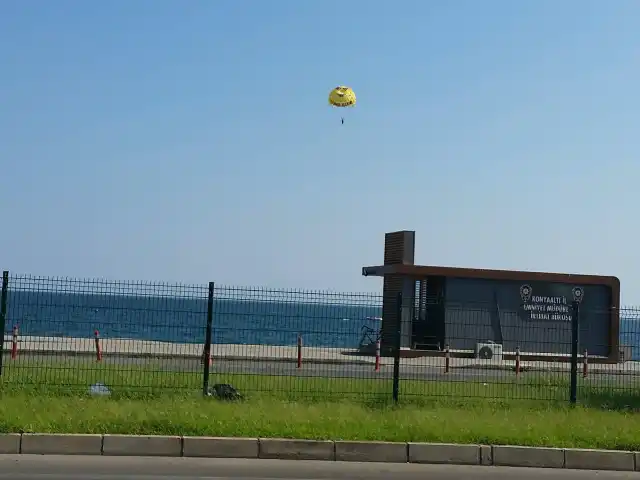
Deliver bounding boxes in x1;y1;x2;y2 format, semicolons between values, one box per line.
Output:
3;291;640;359
2;291;383;350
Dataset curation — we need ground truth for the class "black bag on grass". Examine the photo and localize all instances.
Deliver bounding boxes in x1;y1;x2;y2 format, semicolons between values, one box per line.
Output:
208;383;243;400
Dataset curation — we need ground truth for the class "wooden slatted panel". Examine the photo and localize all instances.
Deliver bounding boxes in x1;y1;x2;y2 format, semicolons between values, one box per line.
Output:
381;275;403;351
384;231;415;266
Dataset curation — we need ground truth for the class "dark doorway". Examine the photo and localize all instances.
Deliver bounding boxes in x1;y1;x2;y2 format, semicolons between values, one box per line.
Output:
412;276;446;350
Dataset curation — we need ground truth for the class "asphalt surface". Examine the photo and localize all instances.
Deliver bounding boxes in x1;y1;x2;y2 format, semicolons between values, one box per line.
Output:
0;456;633;480
5;353;636;383
209;359;565;382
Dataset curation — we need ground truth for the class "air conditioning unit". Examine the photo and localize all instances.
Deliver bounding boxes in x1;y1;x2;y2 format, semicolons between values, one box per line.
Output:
476;342;503;361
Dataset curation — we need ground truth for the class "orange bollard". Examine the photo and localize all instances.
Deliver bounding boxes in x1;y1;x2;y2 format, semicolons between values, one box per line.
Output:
201;346;213;366
515;346;521;376
11;325;18;359
297;334;303;369
374;339;381;372
94;330;103;362
444;344;450;374
583;349;588;378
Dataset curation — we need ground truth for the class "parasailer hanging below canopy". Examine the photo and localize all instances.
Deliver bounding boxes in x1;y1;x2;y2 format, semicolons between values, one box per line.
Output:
328;86;356;124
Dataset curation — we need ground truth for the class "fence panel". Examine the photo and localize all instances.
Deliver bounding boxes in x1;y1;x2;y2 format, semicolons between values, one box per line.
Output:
397;297;573;405
207;285;386;401
0;273;209;396
576;305;640;409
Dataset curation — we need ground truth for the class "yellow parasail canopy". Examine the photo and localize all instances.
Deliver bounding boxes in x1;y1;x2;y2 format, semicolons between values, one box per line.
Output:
328;86;356;108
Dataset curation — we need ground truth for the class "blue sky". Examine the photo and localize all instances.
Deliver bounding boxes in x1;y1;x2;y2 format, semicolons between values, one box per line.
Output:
1;1;639;302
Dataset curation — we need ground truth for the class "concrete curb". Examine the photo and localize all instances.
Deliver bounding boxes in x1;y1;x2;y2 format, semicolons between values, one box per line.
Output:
0;434;637;471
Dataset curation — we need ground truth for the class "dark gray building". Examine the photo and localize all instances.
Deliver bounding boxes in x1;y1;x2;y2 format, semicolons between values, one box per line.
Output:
442;277;612;356
362;230;621;361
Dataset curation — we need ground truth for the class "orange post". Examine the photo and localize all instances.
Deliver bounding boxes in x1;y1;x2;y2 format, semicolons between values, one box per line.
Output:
201;346;213;366
583;349;588;378
444;344;450;373
374;339;381;372
297;334;303;369
11;325;18;359
94;330;103;362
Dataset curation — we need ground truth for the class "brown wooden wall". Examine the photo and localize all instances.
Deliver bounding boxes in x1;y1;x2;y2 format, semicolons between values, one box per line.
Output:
380;231;416;351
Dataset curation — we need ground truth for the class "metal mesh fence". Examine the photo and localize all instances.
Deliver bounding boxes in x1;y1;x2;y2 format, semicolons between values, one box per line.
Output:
0;273;209;396
577;305;640;409
208;284;384;400
399;302;573;403
0;271;638;406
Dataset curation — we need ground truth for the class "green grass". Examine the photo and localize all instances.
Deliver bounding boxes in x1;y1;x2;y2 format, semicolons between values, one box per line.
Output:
2;394;640;450
2;358;639;405
2;359;640;450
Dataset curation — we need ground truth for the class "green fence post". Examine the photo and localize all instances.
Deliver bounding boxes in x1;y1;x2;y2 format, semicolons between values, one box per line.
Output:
202;282;215;396
0;271;9;376
392;291;402;403
569;300;580;405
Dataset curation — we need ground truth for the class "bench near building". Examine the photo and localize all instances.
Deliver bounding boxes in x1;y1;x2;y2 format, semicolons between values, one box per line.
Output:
362;231;623;363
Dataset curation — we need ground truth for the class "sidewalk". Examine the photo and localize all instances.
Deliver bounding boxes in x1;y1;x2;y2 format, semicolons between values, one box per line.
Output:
2;335;382;365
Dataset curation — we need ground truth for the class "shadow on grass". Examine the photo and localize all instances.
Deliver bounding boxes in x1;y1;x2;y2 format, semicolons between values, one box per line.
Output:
579;388;640;411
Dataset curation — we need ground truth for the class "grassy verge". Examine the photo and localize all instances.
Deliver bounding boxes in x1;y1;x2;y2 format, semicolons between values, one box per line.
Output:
1;360;640;450
2;394;640;451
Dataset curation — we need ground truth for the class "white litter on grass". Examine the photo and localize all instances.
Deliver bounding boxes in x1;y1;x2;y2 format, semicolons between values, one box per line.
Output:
89;382;111;396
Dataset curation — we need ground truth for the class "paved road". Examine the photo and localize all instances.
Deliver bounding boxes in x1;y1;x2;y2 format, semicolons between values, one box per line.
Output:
5;353;637;383
209;360;572;382
0;456;633;480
